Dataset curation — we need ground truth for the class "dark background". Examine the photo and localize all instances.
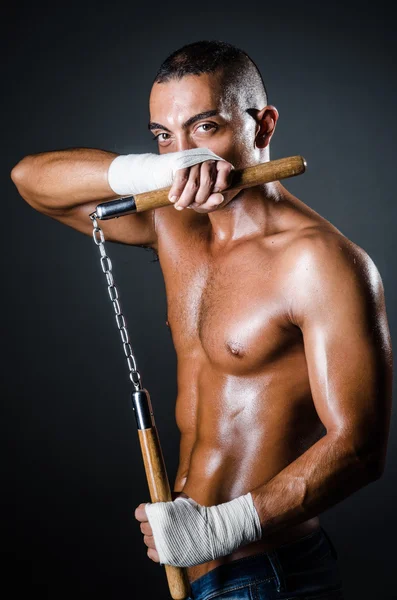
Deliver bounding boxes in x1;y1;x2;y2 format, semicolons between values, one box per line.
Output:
2;1;396;598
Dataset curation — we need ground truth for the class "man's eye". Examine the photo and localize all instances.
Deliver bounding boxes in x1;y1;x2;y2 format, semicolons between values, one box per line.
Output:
197;123;217;133
152;132;170;141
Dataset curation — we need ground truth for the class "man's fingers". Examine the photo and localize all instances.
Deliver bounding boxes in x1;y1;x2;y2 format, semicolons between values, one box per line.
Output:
135;503;159;562
168;167;190;203
147;547;160;563
140;521;153;536
191;161;217;206
173;164;201;210
143;534;157;550
134;503;148;522
190;193;225;213
169;158;234;212
213;161;234;193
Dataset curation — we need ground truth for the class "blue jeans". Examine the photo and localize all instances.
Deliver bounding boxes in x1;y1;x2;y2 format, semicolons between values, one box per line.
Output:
187;526;345;599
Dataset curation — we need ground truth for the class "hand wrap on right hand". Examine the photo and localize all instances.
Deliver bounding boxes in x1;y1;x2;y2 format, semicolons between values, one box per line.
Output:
107;148;225;196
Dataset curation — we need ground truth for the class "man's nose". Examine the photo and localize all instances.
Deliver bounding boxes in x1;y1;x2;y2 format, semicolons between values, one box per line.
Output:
175;134;198;152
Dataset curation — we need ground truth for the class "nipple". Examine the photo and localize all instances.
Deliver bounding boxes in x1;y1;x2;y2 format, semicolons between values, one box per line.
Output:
227;341;246;358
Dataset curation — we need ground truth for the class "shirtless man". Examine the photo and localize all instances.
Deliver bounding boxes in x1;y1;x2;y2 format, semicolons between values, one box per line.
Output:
11;41;392;599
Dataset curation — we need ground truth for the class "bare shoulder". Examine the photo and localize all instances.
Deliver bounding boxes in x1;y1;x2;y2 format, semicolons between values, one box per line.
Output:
281;224;387;325
289;224;382;284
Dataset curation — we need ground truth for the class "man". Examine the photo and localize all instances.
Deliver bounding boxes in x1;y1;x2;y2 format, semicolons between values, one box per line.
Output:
11;41;392;600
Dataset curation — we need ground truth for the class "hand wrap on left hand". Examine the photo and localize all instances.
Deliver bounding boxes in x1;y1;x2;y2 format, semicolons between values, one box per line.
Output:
145;492;262;567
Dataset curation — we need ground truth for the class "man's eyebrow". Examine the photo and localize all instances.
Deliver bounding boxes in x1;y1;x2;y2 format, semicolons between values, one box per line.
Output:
148;110;219;132
183;110;219;128
148;122;172;132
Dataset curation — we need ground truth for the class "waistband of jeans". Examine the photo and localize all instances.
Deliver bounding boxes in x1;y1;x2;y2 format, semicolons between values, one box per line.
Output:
190;526;324;599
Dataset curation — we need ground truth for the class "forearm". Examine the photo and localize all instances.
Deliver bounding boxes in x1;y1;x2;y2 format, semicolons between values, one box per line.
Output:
139;432;382;567
10;147;119;212
251;432;381;537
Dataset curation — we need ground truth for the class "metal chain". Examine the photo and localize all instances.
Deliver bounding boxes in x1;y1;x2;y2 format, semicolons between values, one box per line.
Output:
89;211;142;391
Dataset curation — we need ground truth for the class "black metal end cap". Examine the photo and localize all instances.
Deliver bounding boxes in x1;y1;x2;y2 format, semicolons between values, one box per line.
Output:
96;196;136;220
131;388;154;429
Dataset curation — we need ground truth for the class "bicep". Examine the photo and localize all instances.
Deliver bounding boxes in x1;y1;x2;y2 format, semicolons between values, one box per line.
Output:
290;237;392;464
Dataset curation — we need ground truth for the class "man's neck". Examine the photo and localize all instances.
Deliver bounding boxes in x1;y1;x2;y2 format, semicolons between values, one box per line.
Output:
207;182;284;249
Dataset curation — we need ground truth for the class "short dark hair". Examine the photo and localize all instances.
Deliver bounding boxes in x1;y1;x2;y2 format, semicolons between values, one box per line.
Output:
153;40;268;110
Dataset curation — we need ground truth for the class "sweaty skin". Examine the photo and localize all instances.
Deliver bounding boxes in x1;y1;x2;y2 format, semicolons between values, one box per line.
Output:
151;187;386;583
157;191;327;581
11;72;392;585
141;74;392;582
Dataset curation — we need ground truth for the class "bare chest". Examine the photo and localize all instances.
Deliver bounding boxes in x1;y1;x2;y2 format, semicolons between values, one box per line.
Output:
159;233;296;374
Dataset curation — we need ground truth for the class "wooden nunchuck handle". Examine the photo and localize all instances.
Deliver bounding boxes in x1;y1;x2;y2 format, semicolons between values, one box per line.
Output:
133;155;306;212
138;426;190;600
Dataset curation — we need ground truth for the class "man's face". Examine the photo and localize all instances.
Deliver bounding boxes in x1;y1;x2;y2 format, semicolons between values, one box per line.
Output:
149;73;259;170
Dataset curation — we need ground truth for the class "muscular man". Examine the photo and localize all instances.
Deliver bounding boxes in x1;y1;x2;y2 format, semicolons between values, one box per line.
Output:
11;41;392;599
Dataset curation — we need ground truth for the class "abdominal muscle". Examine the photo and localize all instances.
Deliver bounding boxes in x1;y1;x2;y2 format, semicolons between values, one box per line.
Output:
173;364;322;583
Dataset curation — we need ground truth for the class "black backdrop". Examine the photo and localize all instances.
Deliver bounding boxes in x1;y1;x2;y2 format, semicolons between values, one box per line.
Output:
2;1;396;598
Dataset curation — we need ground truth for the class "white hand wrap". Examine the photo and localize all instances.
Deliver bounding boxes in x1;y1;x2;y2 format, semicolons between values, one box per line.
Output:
107;148;225;196
145;492;262;567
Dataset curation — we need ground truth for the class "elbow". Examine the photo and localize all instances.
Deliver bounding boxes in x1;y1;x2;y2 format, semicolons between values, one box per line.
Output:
10;156;42;209
11;156;32;187
340;425;389;482
10;157;33;201
353;443;386;482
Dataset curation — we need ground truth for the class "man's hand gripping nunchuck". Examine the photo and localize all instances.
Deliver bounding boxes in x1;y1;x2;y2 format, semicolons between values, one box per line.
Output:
99;148;306;571
97;147;306;218
135;490;262;567
106;147;238;215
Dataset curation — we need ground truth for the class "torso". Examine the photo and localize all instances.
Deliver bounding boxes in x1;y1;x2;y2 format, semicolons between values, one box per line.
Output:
153;187;344;582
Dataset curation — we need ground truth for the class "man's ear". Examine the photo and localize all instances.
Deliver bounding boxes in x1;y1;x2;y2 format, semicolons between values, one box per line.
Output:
255;105;279;149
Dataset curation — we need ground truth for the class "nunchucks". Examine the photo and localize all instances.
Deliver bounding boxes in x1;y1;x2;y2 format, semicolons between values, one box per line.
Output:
89;154;306;600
